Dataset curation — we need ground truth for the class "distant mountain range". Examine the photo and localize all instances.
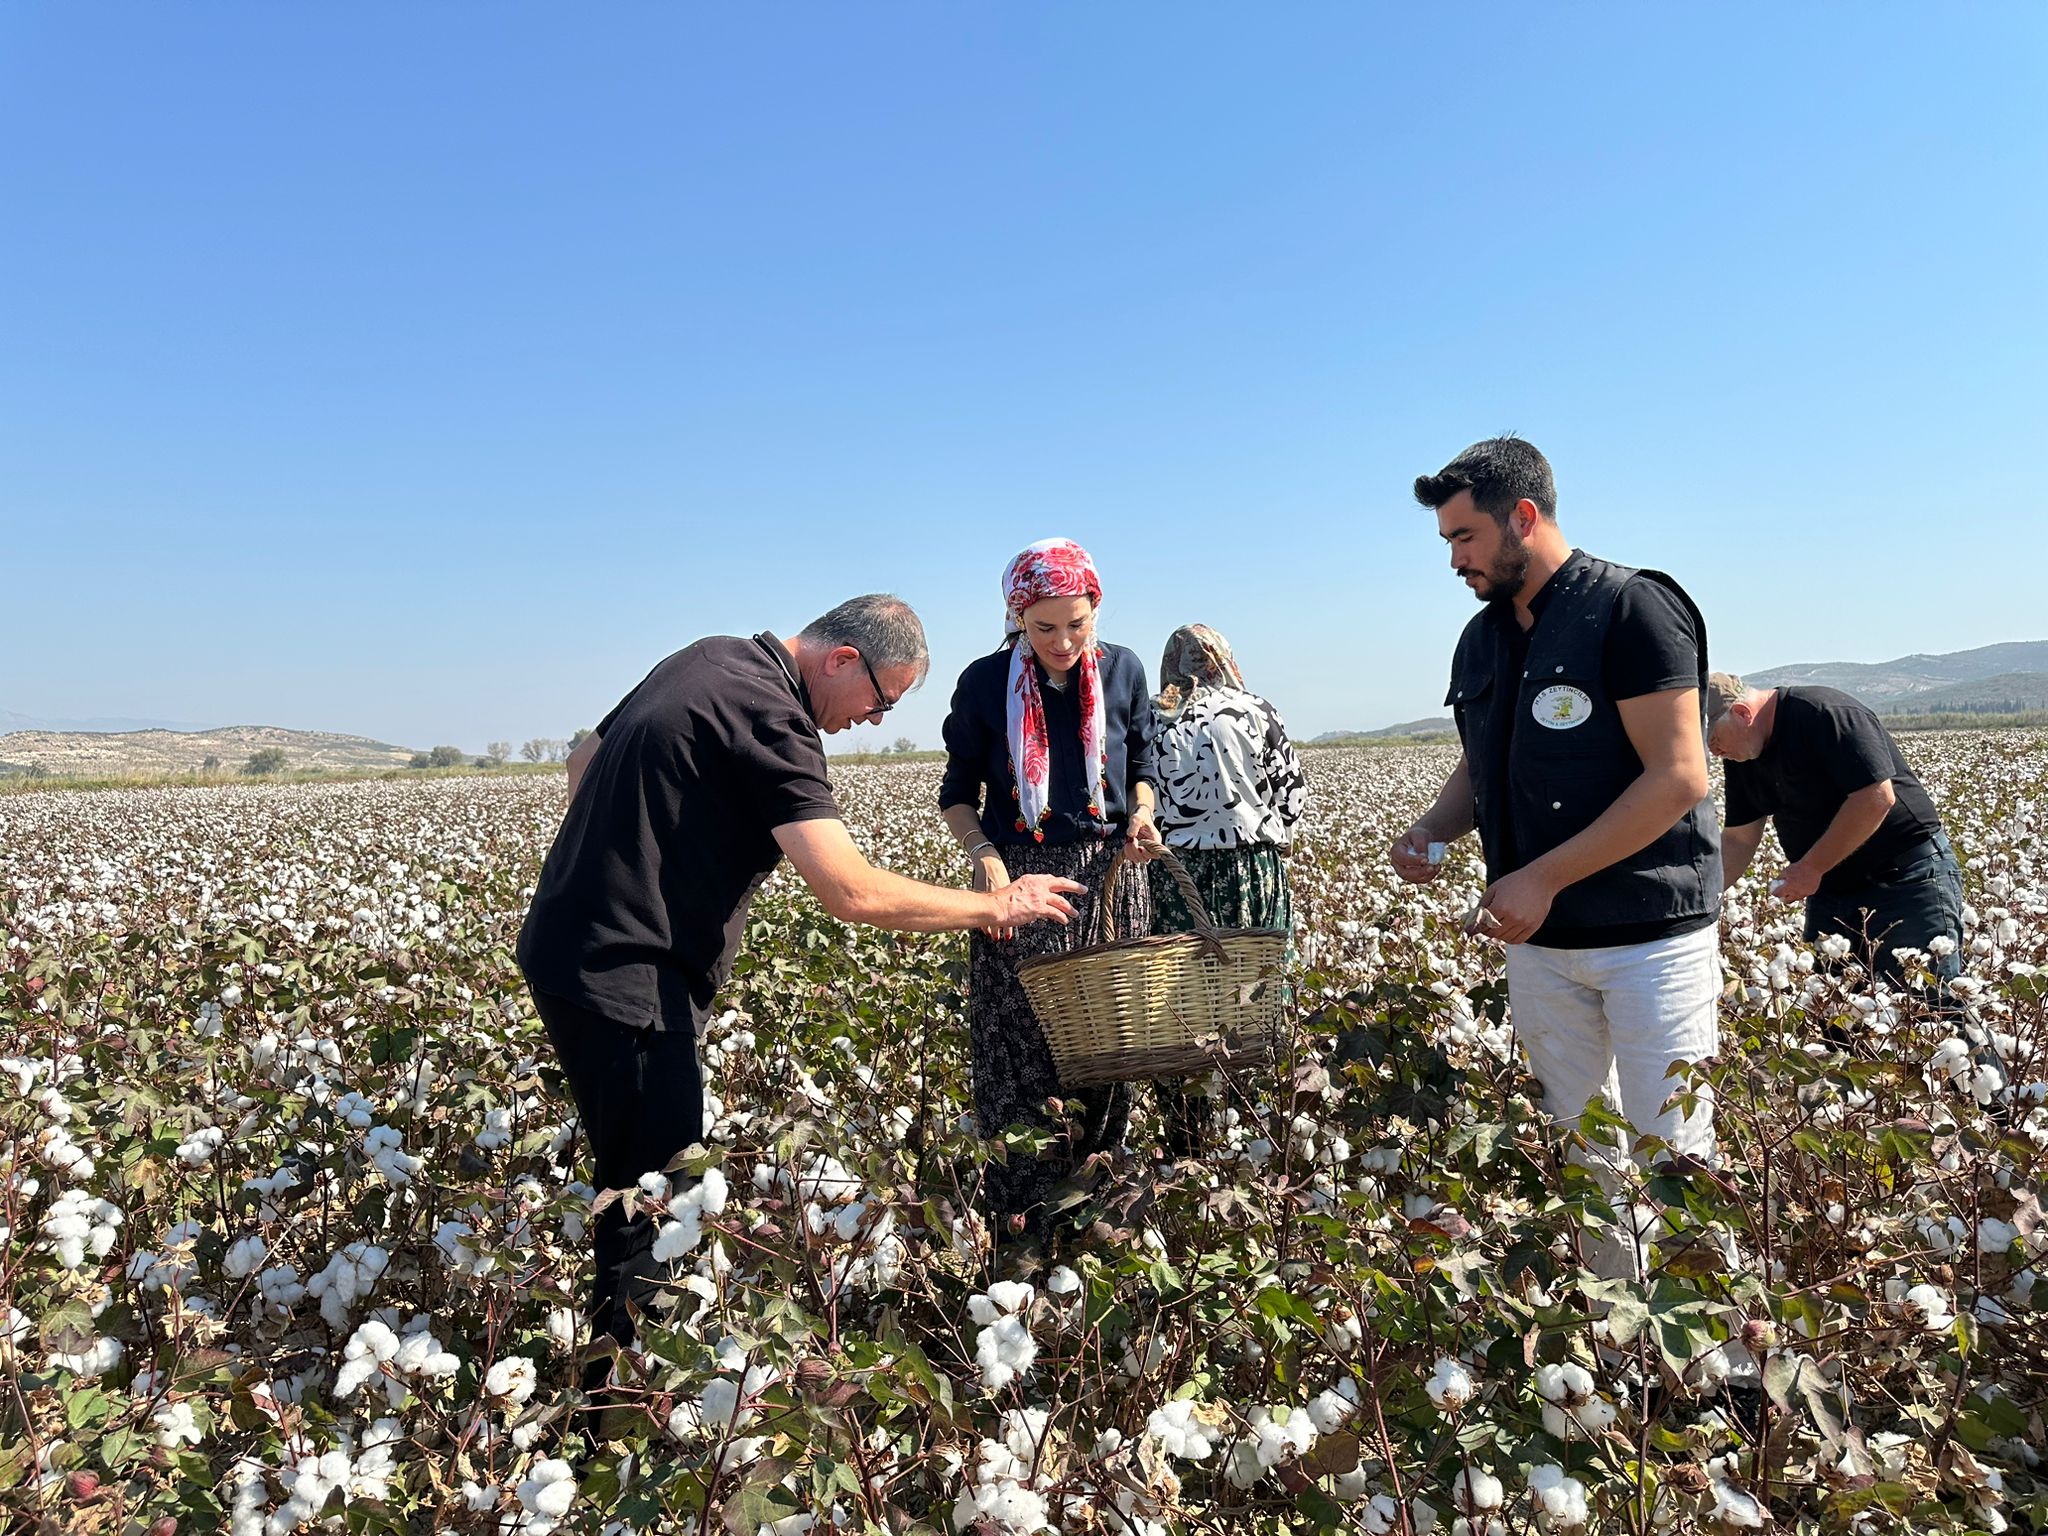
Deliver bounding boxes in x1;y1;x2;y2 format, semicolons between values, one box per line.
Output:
0;725;418;776
1312;716;1456;743
1322;640;2048;739
1745;641;2048;714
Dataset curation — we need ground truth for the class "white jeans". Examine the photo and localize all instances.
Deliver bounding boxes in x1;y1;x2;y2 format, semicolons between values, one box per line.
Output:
1506;924;1722;1276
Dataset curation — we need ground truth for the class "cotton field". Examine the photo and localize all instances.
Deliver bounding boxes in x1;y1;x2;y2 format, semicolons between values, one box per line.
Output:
1;739;2044;1534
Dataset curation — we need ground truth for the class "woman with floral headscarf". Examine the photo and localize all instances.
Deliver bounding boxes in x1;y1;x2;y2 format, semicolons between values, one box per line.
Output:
1148;624;1308;1153
939;539;1163;1254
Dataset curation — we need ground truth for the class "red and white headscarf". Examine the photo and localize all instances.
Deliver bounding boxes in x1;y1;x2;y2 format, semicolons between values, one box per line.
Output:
1002;538;1106;840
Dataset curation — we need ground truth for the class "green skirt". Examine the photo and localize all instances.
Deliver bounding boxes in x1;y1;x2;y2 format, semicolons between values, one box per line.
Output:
1148;842;1292;938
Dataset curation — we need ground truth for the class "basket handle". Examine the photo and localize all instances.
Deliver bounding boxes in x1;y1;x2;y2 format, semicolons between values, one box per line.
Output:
1098;844;1229;960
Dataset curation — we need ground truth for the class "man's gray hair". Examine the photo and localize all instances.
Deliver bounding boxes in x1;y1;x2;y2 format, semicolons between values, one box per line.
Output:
800;594;930;687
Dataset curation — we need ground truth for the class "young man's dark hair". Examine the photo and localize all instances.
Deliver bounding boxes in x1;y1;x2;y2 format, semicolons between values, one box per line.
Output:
1413;436;1557;526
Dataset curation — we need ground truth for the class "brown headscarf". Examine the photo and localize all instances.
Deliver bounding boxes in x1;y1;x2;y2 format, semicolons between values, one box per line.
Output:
1156;623;1245;717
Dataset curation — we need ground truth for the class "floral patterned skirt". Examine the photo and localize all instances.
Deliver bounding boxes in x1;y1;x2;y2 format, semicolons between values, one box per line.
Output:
969;836;1152;1230
1147;841;1292;938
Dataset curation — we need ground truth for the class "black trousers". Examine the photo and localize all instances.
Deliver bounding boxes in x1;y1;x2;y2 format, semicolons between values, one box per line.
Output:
530;989;705;1387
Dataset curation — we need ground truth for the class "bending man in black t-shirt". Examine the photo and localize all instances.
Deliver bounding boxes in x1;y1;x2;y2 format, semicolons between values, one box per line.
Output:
1707;673;1963;988
518;594;1085;1408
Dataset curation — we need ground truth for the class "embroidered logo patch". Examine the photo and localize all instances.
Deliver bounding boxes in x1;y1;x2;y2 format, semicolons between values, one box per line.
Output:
1532;685;1594;729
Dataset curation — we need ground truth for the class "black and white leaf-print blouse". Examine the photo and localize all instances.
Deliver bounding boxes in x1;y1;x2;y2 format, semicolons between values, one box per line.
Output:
1147;686;1308;850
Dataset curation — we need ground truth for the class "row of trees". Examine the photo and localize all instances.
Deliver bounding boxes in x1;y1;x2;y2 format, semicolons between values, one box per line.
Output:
405;730;593;771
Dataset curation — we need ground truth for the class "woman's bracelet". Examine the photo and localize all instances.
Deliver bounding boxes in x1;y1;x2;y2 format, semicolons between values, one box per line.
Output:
965;839;997;860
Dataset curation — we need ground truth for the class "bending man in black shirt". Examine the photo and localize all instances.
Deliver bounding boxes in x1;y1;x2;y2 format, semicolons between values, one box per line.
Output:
1392;437;1722;1280
1707;673;1963;988
518;594;1085;1403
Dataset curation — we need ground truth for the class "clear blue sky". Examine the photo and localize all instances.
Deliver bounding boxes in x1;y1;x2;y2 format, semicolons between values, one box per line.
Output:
5;5;2043;752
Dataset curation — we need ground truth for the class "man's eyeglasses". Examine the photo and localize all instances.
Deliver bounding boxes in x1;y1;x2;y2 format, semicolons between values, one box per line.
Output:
855;651;897;716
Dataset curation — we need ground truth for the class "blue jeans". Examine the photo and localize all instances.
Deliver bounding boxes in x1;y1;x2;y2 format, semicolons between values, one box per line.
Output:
1804;832;1964;990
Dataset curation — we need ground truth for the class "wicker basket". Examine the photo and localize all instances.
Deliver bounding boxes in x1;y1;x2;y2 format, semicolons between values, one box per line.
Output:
1016;845;1286;1088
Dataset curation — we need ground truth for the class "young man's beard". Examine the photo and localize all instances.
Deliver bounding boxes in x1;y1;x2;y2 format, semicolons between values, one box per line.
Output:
1474;527;1532;603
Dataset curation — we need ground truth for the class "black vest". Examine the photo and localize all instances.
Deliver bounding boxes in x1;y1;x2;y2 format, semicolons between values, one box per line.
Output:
1445;551;1721;934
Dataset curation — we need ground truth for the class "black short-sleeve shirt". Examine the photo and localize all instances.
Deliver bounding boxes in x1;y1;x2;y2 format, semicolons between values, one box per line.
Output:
1723;685;1943;896
938;641;1158;846
517;633;840;1031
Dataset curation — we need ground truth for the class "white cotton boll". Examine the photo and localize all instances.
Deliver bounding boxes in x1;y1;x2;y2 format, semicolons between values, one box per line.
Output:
546;1306;580;1351
220;984;243;1008
518;1458;577;1520
953;1480;1050;1534
1707;1457;1767;1529
153;1399;204;1448
1979;1218;2018;1255
1146;1400;1216;1461
256;1263;306;1316
695;1166;730;1216
1002;1406;1050;1462
335;1319;400;1398
1527;1464;1589;1530
462;1480;500;1511
392;1320;460;1380
831;1200;871;1243
224;1234;267;1279
1542;1394;1617;1440
968;1282;1035;1325
1265;1405;1317;1463
1453;1468;1505;1515
1308;1378;1361;1433
1905;1284;1956;1330
364;1125;421;1185
976;1315;1039;1393
1355;1488;1398;1524
41;1189;123;1270
475;1107;513;1150
651;1210;704;1264
48;1335;123;1376
1120;1333;1170;1379
307;1241;389;1329
1325;1306;1363;1354
791;1154;860;1205
485;1354;538;1406
1045;1265;1081;1296
175;1125;224;1166
1533;1361;1594;1405
1223;1436;1269;1490
1426;1356;1475;1412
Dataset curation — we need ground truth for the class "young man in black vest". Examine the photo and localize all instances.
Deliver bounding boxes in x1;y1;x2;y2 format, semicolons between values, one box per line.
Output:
1392;438;1722;1277
1706;671;1963;990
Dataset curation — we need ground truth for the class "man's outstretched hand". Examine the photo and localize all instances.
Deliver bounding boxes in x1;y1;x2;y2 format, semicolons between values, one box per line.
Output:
993;875;1087;931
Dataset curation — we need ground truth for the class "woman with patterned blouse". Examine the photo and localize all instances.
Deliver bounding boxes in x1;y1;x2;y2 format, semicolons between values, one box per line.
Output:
1147;624;1308;1151
937;539;1164;1255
